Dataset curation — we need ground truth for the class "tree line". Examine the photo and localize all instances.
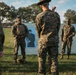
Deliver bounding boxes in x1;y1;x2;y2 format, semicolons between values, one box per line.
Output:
0;2;76;24
0;2;42;23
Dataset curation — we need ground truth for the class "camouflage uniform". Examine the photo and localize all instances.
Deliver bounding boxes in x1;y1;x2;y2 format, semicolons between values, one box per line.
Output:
36;10;60;75
60;23;75;59
12;23;29;62
0;22;5;58
48;11;60;73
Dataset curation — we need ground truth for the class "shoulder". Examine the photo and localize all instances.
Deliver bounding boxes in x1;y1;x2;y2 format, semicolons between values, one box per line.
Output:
36;10;54;20
63;25;66;28
55;12;60;16
20;23;26;27
71;25;75;29
22;24;27;27
22;24;28;29
53;11;60;19
47;10;60;20
21;23;25;26
36;12;45;20
71;25;74;27
12;24;17;28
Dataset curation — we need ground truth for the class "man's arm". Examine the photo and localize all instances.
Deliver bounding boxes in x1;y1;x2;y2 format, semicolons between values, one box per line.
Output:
12;25;17;37
35;16;42;38
60;27;64;42
55;12;61;34
52;6;61;34
24;25;29;37
2;34;5;45
57;14;60;34
52;6;56;12
68;26;75;39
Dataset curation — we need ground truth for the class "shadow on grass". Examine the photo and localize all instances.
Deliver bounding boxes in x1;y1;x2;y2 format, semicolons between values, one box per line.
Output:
4;46;13;50
59;62;76;72
0;55;76;74
0;60;38;73
0;60;76;73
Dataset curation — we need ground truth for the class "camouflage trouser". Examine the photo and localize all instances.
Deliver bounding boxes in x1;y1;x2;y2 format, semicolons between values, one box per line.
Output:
61;40;72;56
0;36;4;58
38;45;59;75
14;38;26;60
0;36;3;52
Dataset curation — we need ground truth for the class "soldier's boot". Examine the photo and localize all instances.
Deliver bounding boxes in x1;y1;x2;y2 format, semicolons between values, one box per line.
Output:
60;55;63;59
38;72;46;75
67;50;70;59
38;69;46;75
39;73;44;75
14;55;17;63
48;59;51;74
67;55;69;59
22;55;26;62
14;59;17;63
48;67;51;74
18;55;25;64
51;72;59;75
18;59;25;64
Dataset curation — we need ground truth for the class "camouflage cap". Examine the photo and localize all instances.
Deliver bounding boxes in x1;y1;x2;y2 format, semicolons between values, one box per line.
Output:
37;0;51;5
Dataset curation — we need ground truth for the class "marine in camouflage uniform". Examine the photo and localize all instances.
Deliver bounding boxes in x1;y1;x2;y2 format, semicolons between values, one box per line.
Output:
0;21;5;58
48;6;59;73
60;19;75;59
12;16;29;63
36;0;60;75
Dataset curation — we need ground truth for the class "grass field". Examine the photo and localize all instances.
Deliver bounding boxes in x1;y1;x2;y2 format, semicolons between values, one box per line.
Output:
0;28;76;75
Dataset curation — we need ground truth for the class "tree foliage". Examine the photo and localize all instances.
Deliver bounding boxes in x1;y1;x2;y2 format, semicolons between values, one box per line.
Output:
18;4;42;22
0;2;42;23
0;2;10;20
64;9;76;24
9;6;17;20
1;2;76;24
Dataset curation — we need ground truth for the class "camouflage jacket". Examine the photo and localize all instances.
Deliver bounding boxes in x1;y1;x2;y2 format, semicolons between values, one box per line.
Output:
61;24;75;41
0;23;5;45
12;23;29;38
0;23;4;35
36;10;60;46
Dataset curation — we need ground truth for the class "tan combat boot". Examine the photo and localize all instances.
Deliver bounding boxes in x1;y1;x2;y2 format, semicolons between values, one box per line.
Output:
14;59;17;63
67;55;69;59
60;55;63;59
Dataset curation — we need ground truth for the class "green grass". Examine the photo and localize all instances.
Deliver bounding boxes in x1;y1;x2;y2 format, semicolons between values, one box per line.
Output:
0;28;76;75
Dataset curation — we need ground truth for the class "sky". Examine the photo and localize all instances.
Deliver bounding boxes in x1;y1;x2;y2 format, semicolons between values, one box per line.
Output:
0;0;76;23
